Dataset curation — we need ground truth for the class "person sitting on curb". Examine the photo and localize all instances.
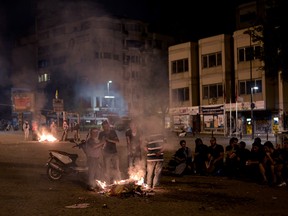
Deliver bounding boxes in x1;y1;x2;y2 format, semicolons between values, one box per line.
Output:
193;138;208;175
205;137;225;176
167;140;193;176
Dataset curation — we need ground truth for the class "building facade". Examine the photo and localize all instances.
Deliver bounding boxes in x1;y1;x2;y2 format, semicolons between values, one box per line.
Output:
168;0;288;136
168;42;200;133
12;2;175;124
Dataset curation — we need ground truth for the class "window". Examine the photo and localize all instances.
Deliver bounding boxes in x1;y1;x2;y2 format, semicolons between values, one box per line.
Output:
131;71;139;80
126;40;143;48
172;87;189;102
202;52;222;68
103;52;112;59
240;12;257;23
38;45;50;54
38;31;49;40
171;58;189;74
125;23;143;32
238;45;262;62
113;54;119;60
53;27;65;37
239;79;262;95
52;42;65;51
202;83;223;99
53;56;66;65
38;73;50;83
81;21;91;30
38;59;50;68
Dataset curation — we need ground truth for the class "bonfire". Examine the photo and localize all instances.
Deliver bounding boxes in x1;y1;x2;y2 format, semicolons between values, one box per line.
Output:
37;128;58;142
95;165;154;197
38;133;58;142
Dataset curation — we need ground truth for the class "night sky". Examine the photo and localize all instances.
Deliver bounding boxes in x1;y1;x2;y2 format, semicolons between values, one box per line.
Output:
0;0;250;117
1;0;250;41
0;0;249;87
94;0;243;40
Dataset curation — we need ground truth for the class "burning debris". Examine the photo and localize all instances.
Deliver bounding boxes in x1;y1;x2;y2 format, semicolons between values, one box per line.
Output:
96;179;154;197
38;133;57;142
93;159;157;197
37;127;58;142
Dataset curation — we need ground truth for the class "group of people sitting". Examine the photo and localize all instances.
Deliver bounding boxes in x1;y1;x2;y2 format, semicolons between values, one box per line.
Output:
166;136;288;187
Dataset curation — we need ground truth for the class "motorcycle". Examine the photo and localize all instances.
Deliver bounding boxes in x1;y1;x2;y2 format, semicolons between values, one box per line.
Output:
46;139;88;181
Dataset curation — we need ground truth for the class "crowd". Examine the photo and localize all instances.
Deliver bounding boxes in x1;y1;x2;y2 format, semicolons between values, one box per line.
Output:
21;118;288;190
166;136;288;187
81;119;288;192
21;119;81;142
84;119;165;192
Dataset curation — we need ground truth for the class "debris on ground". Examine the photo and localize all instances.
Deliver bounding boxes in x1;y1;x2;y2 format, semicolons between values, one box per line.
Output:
97;180;155;197
65;203;90;209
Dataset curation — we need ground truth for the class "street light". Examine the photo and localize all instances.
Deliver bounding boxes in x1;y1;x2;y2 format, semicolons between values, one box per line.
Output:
107;80;112;97
251;86;258;139
105;80;114;99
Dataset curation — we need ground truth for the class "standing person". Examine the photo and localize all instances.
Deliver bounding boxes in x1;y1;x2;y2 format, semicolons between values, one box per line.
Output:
125;120;143;168
60;120;69;141
98;120;121;184
72;121;80;141
206;136;225;176
145;134;165;191
31;121;39;141
22;120;30;140
50;121;57;138
237;117;243;139
85;128;105;191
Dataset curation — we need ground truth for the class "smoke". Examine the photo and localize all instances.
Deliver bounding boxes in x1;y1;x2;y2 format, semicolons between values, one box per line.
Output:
2;0;171;133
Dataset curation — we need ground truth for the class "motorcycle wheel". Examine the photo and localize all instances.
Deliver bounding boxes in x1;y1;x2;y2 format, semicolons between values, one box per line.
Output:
47;167;63;181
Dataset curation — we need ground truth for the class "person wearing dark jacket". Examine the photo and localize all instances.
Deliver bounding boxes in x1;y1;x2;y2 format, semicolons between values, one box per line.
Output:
168;140;193;176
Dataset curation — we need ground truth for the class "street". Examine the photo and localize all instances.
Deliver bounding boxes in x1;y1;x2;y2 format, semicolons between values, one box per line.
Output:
0;130;287;216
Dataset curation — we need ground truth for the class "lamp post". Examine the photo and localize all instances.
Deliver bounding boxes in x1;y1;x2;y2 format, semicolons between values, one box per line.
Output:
251;86;258;139
107;80;112;97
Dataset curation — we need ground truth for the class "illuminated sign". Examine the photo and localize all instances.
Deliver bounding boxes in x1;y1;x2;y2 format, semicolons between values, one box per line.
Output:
53;99;64;112
11;88;34;112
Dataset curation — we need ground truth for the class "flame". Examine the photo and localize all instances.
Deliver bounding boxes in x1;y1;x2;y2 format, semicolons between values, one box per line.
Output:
95;167;147;191
38;133;57;142
96;180;108;189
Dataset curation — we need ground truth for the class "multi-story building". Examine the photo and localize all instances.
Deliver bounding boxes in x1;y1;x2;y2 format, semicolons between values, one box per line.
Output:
168;42;200;133
168;0;288;136
169;35;233;135
11;2;175;125
199;34;233;135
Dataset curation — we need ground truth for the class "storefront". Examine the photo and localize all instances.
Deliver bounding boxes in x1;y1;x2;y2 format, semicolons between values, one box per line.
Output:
224;100;276;136
200;104;225;135
169;106;200;134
